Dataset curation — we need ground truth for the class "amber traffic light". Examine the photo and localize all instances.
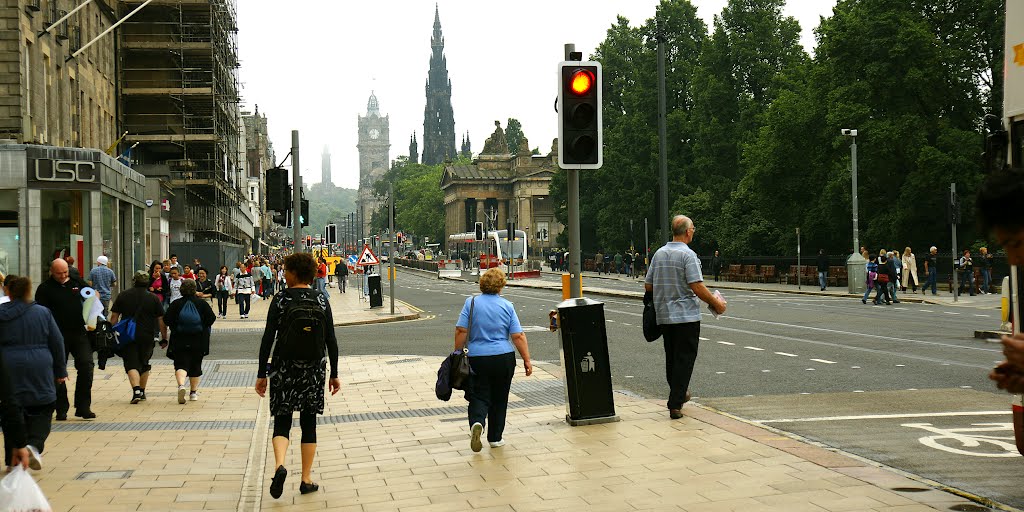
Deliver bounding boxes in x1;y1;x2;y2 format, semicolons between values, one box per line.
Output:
558;62;602;169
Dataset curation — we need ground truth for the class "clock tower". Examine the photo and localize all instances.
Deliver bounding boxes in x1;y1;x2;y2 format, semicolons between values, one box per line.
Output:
357;92;390;239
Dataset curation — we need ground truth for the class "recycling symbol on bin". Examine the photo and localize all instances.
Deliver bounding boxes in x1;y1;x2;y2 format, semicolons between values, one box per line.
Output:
580;352;596;373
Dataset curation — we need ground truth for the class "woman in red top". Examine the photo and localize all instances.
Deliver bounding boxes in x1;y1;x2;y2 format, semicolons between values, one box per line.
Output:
315;259;328;298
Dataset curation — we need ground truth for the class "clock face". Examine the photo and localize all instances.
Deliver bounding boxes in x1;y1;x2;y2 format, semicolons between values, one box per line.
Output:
369;129;380;140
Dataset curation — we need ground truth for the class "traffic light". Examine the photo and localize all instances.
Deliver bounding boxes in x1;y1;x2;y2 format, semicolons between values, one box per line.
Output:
300;199;309;227
272;209;289;226
305;235;312;248
558;61;602;169
325;224;337;245
474;221;484;241
265;168;290;211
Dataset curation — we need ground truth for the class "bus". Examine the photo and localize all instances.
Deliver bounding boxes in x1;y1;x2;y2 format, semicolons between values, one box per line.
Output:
448;229;528;269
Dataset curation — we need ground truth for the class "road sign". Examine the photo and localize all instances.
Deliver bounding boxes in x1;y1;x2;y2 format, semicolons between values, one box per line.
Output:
356;245;380;266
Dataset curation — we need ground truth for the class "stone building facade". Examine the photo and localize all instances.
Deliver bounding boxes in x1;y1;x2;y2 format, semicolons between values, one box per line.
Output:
357;92;389;238
0;0;118;149
421;6;456;165
440;122;563;260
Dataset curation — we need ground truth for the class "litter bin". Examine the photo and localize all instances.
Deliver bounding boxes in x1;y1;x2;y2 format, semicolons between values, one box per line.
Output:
557;297;618;426
368;274;382;308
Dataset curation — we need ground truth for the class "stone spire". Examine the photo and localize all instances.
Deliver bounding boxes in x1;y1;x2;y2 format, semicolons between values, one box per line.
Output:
409;132;419;164
461;131;471;158
321;145;332;186
422;4;457;165
367;91;380;117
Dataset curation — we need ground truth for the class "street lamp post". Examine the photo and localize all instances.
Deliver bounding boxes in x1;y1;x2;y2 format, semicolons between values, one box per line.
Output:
843;129;866;294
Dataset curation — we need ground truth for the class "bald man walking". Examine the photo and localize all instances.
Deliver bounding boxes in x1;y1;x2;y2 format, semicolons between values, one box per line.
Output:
35;259;95;420
645;216;726;419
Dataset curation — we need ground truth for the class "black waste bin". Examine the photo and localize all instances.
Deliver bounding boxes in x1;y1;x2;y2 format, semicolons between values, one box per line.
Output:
557;297;618;426
368;274;383;308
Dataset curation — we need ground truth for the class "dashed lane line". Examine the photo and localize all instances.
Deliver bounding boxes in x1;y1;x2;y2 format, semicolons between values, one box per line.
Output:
744;346;765;351
717;341;735;346
774;352;798;357
809;358;836;364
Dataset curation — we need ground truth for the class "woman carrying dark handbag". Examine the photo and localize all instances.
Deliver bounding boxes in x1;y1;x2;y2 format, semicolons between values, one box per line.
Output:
453;268;532;452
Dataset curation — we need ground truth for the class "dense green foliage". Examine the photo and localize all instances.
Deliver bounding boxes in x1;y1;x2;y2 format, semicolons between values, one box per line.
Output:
368;157;447;245
551;0;1004;257
302;183;357;236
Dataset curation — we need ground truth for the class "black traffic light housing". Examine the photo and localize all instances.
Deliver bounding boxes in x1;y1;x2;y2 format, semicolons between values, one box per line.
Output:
272;210;289;226
265;167;291;212
474;221;484;241
325;224;337;245
558;61;603;169
300;199;310;227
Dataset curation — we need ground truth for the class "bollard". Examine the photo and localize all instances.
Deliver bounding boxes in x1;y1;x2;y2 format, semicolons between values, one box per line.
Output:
1002;276;1012;332
561;273;582;300
557;297;619;426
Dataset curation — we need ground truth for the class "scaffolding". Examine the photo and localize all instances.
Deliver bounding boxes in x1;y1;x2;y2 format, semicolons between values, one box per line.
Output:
118;0;245;245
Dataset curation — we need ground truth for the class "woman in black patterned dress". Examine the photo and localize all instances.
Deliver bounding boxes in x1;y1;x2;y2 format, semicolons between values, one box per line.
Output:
255;252;340;499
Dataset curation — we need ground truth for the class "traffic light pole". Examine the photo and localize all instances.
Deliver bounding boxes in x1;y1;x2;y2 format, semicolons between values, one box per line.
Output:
656;22;670;246
951;182;959;303
389;181;396;315
292;130;301;253
565;43;582;299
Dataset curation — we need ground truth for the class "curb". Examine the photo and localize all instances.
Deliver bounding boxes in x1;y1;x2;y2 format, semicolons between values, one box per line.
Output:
976;329;1010;341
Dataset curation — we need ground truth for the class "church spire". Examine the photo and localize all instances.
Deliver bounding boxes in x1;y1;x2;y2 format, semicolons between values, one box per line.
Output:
409;132;419;164
367;91;380;116
422;5;457;166
461;131;471;158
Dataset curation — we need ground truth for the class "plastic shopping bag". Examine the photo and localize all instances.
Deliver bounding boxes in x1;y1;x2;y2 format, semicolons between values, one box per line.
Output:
0;466;52;512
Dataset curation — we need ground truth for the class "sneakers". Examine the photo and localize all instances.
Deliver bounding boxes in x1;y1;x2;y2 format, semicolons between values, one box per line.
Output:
131;388;143;404
26;445;42;470
189;391;199;401
488;440;505;448
470;423;483;452
139;389;147;401
178;385;187;404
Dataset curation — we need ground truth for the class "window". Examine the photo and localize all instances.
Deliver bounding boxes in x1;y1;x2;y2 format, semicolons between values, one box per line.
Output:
42;54;49;142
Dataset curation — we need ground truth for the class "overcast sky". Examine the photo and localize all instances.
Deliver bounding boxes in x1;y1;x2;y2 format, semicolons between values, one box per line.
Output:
237;0;837;190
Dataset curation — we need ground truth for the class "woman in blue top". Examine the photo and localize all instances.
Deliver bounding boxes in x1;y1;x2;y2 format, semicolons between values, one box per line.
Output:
454;268;532;452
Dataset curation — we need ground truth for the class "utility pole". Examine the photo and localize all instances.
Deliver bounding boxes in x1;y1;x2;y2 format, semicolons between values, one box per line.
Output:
951;182;959;303
291;130;301;253
389;181;396;314
644;218;650;268
656;18;670;246
566;43;582;299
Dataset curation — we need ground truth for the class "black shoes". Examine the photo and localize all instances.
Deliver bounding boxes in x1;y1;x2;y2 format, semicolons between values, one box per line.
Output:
269;465;287;499
75;410;96;419
299;481;319;494
55;412;67;421
131;389;143;404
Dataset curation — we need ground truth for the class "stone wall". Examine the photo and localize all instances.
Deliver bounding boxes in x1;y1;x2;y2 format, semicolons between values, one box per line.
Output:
0;0;116;150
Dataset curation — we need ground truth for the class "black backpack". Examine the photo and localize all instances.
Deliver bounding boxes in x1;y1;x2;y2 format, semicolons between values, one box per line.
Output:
275;290;328;361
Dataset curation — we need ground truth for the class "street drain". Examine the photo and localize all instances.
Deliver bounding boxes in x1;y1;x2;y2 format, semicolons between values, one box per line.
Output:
891;487;930;493
949;505;992;512
76;470;133;480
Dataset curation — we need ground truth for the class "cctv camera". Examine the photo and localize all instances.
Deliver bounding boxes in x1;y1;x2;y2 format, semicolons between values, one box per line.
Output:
841;129;858;136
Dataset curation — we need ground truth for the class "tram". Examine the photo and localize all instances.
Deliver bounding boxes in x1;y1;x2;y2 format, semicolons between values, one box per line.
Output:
448;229;528;269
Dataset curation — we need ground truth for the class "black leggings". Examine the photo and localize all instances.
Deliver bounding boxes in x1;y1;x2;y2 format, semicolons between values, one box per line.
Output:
273;412;317;443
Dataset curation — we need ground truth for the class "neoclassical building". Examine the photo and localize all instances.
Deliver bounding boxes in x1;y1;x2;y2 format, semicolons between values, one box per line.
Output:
440;122;563;258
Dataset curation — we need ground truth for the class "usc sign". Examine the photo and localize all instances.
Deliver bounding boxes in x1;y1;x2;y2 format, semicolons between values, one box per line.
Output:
29;159;100;189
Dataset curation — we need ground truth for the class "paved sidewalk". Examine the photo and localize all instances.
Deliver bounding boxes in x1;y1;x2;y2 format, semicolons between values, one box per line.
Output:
34;356;990;511
211;279;419;332
520;269;1002;310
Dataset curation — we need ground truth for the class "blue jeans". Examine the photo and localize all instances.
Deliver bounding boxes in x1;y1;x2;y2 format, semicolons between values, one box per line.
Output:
316;277;329;299
863;281;874;302
888;282;898;302
818;271;827;290
982;268;992;293
237;293;251;316
926;268;937;295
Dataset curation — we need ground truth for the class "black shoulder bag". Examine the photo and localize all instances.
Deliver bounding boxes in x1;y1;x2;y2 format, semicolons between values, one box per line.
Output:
450;296;475;389
643;290;662;342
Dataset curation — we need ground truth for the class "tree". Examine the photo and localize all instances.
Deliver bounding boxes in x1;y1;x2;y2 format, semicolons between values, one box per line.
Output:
368;157;446;245
505;118;526;154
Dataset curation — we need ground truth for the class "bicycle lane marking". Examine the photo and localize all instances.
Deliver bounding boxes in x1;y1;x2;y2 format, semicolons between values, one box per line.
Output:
900;422;1020;458
756;411;1009;424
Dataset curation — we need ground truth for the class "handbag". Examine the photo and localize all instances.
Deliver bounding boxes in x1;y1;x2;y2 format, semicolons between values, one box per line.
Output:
450;297;475;389
642;290;662;342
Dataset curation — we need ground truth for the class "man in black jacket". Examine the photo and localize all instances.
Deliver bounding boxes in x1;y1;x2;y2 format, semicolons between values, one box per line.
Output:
35;258;94;420
110;271;168;404
816;250;829;291
334;260;348;293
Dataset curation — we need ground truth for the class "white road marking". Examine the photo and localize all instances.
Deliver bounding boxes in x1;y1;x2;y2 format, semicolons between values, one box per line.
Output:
851;366;861;369
975;314;991;318
717;341;735;346
944;312;961;315
896;364;905;367
744;346;765;351
907;388;918;391
699;337;710;341
758;411;1011;424
853;390;865;393
774;352;798;357
810;359;836;364
443;291;456;295
607;319;616;323
761;369;771;373
805;368;815;371
960;385;973;389
716;371;726;375
919;309;934;313
893;307;907;311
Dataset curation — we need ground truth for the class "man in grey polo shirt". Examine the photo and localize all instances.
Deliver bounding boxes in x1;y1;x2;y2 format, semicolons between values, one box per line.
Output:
645;215;727;419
